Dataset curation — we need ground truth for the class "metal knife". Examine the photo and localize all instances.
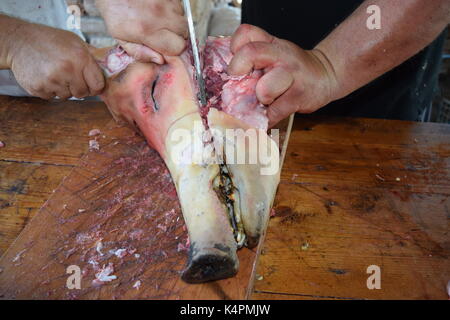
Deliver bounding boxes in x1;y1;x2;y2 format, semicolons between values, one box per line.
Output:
182;0;207;106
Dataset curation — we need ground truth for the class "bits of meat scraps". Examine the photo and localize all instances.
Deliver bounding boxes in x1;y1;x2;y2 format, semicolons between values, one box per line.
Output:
88;129;101;136
113;248;127;258
12;249;27;263
157;224;167;232
177;242;188;252
89;140;100;151
133;280;141;290
0;141;5;148
177;236;190;252
93;262;117;285
95;240;104;256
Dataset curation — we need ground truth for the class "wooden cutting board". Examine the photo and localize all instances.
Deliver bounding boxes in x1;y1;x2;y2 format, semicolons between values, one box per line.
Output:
0;113;293;300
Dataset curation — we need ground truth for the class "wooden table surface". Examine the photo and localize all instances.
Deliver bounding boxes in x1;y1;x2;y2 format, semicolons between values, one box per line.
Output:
0;95;449;299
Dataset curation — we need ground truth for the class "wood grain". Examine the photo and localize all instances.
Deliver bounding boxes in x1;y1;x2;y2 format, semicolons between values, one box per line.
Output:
0;96;111;256
0;97;291;299
0;96;111;165
0;161;71;255
1;96;449;300
251;116;450;300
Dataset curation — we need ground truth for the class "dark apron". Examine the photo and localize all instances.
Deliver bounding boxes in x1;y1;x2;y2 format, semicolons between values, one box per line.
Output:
242;0;446;121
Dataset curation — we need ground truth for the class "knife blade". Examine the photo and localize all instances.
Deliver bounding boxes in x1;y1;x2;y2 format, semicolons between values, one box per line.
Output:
182;0;207;106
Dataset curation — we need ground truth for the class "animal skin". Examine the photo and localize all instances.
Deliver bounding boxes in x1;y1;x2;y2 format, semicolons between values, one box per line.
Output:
93;37;280;283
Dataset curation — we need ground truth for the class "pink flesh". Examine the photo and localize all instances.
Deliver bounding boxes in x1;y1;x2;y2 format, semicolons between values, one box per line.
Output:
96;37;276;283
99;37;269;132
97;47;135;77
202;37;268;131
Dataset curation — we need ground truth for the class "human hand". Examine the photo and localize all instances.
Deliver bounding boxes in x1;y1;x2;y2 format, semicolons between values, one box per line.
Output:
96;0;188;63
8;22;104;100
228;24;339;127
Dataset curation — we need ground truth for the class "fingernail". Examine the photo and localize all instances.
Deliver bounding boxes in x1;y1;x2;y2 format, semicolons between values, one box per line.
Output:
150;56;164;65
144;47;164;64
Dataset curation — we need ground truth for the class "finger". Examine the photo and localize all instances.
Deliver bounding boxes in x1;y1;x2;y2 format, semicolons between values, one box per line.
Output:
33;89;55;100
256;67;294;105
27;84;57;100
83;59;105;96
54;85;72;100
165;13;188;38
267;89;302;128
142;29;186;56
118;40;165;64
35;90;55;100
69;73;90;98
231;24;275;54
170;0;184;15
228;41;279;76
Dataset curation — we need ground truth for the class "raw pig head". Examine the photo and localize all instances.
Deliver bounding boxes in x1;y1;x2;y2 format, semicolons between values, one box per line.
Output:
92;37;280;283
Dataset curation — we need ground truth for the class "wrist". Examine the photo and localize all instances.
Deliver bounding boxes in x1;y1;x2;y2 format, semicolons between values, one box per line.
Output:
307;48;340;110
0;15;29;69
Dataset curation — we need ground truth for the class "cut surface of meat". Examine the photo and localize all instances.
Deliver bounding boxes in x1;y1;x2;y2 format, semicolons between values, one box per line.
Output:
95;37;280;283
202;37;269;131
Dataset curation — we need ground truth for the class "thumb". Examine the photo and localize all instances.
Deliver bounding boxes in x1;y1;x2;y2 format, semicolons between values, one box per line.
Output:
231;24;275;54
267;90;300;128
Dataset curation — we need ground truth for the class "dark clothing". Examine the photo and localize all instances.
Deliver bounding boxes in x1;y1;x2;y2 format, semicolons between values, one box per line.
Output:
242;0;446;121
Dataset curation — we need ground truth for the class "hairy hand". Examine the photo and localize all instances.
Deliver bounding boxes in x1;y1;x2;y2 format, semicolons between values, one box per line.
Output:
229;24;339;127
9;22;104;100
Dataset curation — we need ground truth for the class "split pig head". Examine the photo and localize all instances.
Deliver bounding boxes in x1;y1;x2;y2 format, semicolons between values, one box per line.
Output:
92;38;280;283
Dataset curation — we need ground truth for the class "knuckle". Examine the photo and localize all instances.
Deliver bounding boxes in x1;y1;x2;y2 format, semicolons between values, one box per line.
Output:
90;81;105;94
243;42;258;55
43;67;58;83
137;22;147;34
257;85;273;104
72;46;88;60
237;24;254;35
150;1;165;15
244;42;267;57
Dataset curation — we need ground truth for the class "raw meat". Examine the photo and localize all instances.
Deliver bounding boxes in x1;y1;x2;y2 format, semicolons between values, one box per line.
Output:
92;37;280;283
203;37;268;130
